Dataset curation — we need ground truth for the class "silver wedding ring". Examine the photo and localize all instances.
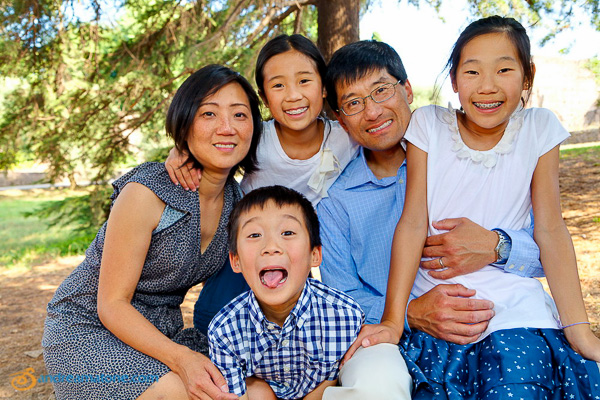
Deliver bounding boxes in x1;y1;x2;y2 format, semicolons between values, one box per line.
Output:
438;257;445;268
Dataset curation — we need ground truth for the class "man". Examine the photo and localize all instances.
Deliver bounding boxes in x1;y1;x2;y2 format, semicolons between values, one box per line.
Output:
317;40;541;398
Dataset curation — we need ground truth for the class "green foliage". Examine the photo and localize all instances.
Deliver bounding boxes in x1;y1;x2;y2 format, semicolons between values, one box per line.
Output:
411;85;439;110
23;185;113;236
0;189;100;268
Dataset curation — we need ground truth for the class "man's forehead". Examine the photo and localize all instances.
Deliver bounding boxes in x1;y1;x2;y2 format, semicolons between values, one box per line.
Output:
335;69;396;100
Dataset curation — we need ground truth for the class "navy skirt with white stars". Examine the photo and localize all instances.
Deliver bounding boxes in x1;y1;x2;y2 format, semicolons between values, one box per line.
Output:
400;327;600;399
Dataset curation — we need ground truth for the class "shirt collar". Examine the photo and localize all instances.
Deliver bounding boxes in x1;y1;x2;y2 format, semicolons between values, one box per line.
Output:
248;281;313;334
345;146;407;190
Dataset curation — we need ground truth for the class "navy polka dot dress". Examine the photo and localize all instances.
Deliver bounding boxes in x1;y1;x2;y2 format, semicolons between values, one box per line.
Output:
42;162;240;399
401;327;600;399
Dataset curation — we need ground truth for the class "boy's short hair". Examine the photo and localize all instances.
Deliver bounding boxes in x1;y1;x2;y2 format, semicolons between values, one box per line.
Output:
325;40;408;112
228;186;321;255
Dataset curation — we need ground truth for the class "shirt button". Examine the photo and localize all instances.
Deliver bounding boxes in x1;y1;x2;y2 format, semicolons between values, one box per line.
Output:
268;324;277;330
283;381;290;387
281;339;289;347
519;265;525;271
398;178;404;184
508;264;515;269
283;365;290;372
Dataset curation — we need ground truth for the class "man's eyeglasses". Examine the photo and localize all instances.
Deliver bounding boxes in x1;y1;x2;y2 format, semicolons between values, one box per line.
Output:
339;80;402;116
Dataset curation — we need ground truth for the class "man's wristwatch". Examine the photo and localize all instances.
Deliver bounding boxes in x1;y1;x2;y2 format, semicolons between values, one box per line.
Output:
493;229;510;265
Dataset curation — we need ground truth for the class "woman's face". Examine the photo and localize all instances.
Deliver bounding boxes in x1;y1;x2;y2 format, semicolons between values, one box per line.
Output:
188;82;254;176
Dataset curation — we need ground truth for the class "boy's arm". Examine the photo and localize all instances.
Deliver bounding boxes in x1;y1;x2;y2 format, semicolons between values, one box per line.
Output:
208;327;247;398
317;198;385;324
303;379;338;400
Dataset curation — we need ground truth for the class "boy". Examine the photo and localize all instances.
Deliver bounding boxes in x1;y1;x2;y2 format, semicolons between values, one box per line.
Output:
208;185;364;400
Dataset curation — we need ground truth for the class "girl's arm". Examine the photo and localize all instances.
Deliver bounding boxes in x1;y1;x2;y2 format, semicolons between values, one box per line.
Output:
381;143;429;337
343;143;429;360
531;146;600;362
97;182;236;399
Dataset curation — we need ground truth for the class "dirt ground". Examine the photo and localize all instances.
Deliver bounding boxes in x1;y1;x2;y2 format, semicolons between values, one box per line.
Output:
1;151;599;399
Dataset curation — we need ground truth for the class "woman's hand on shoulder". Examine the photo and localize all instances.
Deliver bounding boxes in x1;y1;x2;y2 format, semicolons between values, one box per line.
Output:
171;347;238;400
564;324;600;362
165;147;202;191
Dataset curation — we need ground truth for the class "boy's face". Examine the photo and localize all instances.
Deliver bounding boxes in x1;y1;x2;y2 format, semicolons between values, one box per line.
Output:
230;200;322;323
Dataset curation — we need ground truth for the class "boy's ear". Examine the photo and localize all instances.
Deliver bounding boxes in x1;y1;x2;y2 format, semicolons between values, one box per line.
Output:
310;246;322;269
229;252;242;273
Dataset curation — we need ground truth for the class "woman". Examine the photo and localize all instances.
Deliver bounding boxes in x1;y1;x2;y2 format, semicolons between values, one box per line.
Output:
42;65;262;400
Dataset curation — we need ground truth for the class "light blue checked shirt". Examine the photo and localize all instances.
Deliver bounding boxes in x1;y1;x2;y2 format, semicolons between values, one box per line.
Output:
317;147;543;325
208;278;364;399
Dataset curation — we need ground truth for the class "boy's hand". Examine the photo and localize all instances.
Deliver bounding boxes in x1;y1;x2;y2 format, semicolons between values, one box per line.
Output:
165;147;202;191
342;322;401;365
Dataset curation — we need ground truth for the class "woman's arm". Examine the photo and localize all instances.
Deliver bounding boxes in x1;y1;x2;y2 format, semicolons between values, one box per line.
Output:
97;182;236;399
532;146;600;362
343;143;429;361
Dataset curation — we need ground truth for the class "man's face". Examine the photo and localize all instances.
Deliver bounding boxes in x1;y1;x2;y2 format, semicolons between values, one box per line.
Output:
334;69;413;152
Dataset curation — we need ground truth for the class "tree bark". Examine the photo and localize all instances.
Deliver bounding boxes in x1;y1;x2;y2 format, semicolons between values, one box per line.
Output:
316;0;360;61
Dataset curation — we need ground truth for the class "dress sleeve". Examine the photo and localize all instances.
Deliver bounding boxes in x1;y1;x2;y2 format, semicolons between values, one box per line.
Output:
403;106;434;153
534;108;570;157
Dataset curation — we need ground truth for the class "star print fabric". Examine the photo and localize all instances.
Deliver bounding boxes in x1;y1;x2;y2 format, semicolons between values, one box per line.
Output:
401;327;600;399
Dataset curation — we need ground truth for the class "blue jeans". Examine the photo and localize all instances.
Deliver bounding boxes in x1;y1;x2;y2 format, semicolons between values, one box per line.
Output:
193;257;249;335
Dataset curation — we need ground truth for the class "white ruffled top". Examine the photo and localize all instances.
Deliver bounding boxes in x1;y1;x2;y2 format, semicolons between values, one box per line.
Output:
444;103;524;168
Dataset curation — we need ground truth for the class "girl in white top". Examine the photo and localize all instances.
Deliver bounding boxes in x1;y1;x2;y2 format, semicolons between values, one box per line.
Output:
166;34;358;207
354;16;600;399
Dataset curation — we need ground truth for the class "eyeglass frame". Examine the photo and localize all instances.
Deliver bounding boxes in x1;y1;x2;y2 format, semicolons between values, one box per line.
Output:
338;80;403;116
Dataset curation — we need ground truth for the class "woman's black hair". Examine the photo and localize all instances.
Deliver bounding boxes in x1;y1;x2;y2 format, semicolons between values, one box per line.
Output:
325;40;408;112
165;64;262;177
254;34;327;96
228;185;321;255
446;16;535;104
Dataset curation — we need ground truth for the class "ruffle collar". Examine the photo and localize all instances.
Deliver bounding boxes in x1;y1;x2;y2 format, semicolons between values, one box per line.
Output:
443;103;524;168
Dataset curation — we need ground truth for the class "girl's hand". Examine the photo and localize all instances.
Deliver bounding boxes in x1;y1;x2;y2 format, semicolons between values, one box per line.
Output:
563;323;600;362
165;147;202;191
342;321;403;365
171;347;238;400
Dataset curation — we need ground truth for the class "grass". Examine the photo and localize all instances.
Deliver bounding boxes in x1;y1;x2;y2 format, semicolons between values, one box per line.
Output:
0;188;96;268
560;143;600;163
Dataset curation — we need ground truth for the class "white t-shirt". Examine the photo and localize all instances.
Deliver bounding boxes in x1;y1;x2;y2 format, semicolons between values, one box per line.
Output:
404;104;570;340
241;119;359;207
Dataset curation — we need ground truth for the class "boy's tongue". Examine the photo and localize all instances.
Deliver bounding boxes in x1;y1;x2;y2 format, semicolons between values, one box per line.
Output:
262;269;285;288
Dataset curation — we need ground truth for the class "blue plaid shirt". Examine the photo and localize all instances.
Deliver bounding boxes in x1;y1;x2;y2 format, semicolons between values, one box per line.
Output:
208;278;364;399
317;147;543;325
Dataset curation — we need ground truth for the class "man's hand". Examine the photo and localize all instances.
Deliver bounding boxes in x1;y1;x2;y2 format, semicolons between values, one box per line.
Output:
421;218;498;279
165;147;202;191
407;284;495;345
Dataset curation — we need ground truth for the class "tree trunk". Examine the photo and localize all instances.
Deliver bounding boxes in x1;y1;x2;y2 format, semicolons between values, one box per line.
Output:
316;0;360;61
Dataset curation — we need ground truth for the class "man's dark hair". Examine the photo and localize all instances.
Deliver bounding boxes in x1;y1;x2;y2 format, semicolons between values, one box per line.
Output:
325;40;408;112
228;186;321;255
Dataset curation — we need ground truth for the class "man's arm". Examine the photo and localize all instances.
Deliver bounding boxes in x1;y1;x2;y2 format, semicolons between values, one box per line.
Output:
317;197;385;324
420;217;541;279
